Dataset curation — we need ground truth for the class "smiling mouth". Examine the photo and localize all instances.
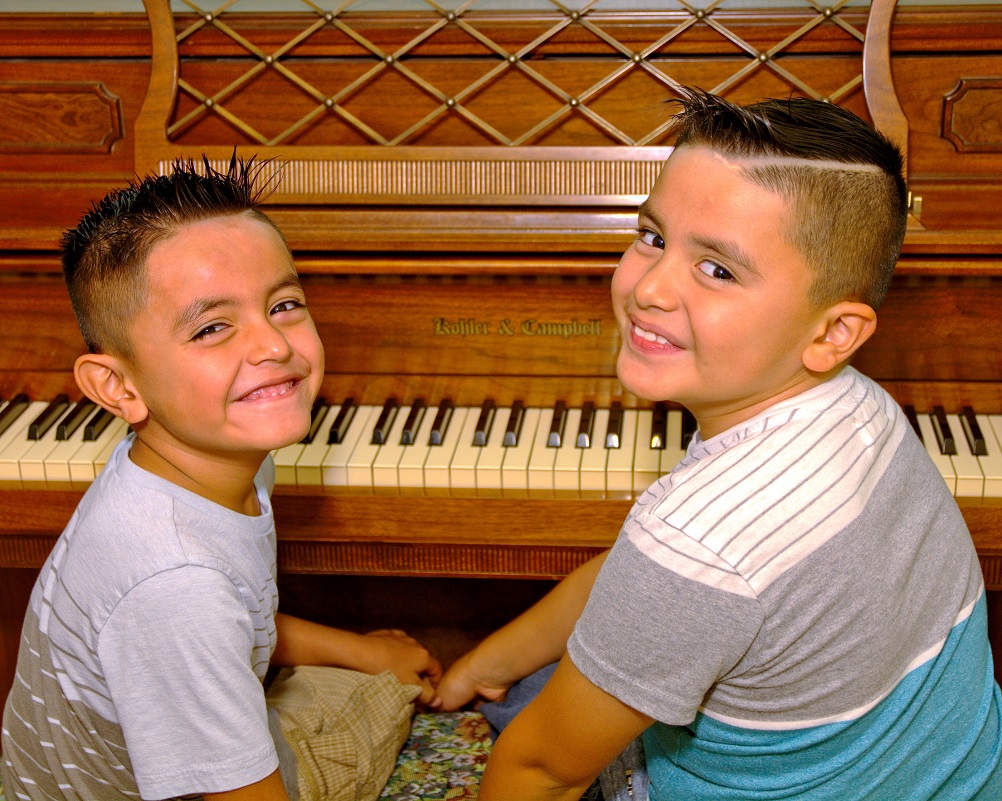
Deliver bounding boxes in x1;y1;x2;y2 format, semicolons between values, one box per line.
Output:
632;323;672;346
238;379;298;402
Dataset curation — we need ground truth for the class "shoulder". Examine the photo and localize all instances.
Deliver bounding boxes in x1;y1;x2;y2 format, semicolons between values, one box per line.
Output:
624;370;914;594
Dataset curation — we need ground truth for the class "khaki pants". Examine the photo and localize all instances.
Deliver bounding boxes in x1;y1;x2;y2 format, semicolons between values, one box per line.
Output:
267;666;420;801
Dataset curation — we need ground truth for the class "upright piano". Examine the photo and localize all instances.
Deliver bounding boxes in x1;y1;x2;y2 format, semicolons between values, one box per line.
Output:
1;0;1001;704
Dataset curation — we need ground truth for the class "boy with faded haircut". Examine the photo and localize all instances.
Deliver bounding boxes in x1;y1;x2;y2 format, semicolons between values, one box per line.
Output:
438;90;1002;800
1;158;442;801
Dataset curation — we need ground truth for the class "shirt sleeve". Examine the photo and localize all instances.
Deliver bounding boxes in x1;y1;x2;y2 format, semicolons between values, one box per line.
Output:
567;533;765;726
98;565;279;799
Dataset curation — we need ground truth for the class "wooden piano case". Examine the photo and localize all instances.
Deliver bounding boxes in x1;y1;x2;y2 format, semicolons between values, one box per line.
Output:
1;0;1001;704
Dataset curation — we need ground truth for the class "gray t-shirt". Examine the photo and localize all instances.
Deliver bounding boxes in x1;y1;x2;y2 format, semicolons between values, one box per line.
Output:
568;368;1000;799
2;434;281;800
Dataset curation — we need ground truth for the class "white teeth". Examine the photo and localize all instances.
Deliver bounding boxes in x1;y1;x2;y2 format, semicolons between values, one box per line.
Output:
633;323;669;345
243;380;294;401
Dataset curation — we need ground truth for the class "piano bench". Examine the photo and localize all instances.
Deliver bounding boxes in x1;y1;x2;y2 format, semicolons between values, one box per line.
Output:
0;711;492;801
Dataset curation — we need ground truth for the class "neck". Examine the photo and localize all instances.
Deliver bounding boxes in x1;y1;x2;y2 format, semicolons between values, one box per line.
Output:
128;434;264;515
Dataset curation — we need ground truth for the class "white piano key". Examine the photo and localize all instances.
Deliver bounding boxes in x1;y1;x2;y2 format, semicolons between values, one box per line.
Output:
0;401;50;486
579;408;610;492
371;404;416;489
42;406;103;486
294;406;337;487
69;418;128;488
947;413;984;497
917;414;956;495
397;404;440;488
660;409;687;475
321;405;378;487
19;402;88;488
527;408;557;492
475;407;511;493
93;421;129;478
984;415;1002;498
345;406;391;488
633;409;662;493
273;441;306;486
553;408;583;491
424;407;471;490
449;408;485;491
606;409;638;493
501;408;542;496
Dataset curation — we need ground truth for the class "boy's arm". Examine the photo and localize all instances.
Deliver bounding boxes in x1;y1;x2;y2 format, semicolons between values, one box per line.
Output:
203;769;290;801
271;613;442;705
437;550;609;710
478;652;653;801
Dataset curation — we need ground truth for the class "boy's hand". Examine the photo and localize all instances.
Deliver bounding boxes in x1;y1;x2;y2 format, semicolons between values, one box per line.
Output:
363;628;444;707
437;649;512;711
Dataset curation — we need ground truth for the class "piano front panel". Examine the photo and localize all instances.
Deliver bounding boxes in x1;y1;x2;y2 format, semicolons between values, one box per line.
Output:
0;266;1000;585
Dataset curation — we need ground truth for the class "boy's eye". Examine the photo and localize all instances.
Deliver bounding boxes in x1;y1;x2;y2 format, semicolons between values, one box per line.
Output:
191;322;227;341
697;260;735;281
637;228;664;250
271;299;305;315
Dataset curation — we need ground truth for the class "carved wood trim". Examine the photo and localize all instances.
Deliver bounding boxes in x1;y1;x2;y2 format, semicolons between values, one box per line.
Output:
943;78;1002;153
0;81;124;154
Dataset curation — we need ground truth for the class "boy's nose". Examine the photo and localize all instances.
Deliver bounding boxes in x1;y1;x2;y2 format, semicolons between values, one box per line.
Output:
633;255;681;311
247;320;293;363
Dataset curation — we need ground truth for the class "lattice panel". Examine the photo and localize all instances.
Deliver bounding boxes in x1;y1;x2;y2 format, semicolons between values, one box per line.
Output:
137;0;905;206
167;0;870;149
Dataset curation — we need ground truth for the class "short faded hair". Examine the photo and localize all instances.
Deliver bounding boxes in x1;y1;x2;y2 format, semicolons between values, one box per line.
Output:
667;89;908;310
61;154;281;356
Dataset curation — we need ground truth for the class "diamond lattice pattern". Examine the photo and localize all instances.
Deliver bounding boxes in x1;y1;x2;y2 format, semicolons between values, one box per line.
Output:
169;0;870;147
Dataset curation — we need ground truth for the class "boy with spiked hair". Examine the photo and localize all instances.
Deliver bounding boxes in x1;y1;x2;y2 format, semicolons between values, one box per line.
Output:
437;90;1002;800
2;157;442;801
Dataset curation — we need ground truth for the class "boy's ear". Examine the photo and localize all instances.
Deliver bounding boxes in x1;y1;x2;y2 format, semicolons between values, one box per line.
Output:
802;301;877;374
73;353;149;426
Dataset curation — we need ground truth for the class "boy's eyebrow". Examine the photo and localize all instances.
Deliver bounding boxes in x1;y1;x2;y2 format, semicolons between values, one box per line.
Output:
171;274;303;338
692;234;763;279
636;202;763;279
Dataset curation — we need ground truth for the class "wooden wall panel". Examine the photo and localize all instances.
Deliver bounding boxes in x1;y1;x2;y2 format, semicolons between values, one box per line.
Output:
0;8;1001;251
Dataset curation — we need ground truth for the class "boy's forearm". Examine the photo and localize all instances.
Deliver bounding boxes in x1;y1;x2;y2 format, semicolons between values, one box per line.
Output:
467;550;608;686
272;613;375;670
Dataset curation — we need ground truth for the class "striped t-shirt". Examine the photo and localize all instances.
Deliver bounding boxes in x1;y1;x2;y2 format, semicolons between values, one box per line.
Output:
568;367;1002;799
1;436;281;800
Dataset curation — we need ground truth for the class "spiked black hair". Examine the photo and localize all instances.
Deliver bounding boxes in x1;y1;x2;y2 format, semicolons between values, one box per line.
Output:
62;154;281;355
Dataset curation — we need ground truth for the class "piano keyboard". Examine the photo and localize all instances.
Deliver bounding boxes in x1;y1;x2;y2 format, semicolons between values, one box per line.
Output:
2;394;1002;499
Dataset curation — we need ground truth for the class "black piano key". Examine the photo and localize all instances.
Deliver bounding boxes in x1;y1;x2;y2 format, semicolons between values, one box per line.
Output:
429;399;454;446
371;398;399;445
547;401;567;448
400;398;426;445
681;408;698;449
931;406;956;455
903;404;923;443
576;401;595;449
605;401;623;449
83;408;115;441
960;406;988;457
56;400;97;441
503;400;525;447
650;402;668;450
327;398;358;444
301;398;329;444
0;393;30;439
473;399;496;447
28;394;69;441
